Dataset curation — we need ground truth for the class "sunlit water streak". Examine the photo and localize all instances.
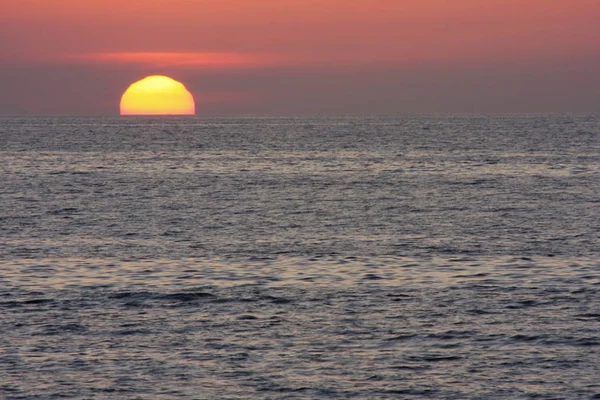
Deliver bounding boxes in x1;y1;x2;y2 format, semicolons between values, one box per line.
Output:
1;115;599;399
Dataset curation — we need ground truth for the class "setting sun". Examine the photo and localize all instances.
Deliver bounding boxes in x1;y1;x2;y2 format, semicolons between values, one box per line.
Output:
120;75;195;115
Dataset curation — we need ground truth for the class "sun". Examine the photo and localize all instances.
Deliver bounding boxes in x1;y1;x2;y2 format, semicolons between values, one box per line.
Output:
120;75;195;115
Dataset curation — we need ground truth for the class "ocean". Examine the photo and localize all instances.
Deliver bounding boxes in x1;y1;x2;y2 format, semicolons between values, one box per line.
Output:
1;114;599;399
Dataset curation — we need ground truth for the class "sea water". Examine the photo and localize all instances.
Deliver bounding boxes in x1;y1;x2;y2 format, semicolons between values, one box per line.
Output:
1;115;599;399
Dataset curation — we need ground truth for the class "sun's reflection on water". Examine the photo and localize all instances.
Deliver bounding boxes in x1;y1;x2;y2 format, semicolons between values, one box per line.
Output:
2;255;598;292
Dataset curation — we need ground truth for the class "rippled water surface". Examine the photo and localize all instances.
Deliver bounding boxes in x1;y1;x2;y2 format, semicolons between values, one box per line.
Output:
1;115;599;399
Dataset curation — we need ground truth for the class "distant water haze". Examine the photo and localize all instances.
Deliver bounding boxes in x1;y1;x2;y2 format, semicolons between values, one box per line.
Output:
2;115;598;259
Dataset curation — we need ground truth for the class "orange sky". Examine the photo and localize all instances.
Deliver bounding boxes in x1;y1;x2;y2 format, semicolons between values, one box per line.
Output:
1;0;599;114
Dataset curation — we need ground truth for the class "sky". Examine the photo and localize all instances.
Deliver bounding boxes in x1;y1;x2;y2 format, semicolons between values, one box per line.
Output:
1;0;599;115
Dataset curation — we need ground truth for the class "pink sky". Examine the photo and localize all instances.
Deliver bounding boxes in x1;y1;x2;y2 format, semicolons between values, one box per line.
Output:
1;0;599;114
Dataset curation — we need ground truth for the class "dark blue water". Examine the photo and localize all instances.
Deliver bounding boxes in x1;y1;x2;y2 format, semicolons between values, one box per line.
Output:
1;115;599;399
